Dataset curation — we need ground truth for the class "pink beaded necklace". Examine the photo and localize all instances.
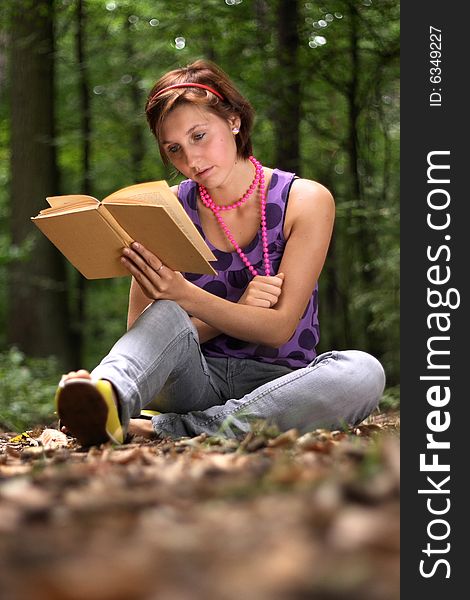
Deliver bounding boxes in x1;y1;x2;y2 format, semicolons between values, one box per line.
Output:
198;156;271;277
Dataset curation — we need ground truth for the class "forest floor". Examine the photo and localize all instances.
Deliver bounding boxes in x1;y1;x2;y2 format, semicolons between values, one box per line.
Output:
0;412;399;600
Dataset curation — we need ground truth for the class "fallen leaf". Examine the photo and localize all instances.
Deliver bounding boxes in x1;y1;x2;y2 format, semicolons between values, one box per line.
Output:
267;429;299;447
38;428;69;450
6;431;38;446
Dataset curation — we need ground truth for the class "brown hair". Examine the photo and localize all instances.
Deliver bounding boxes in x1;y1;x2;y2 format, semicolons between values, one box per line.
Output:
145;59;254;164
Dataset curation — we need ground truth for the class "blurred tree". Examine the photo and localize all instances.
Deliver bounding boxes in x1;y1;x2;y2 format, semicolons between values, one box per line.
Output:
274;0;300;173
123;12;146;182
7;0;74;368
70;0;92;363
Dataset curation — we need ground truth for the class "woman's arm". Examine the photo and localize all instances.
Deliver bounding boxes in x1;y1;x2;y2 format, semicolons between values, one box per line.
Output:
188;317;219;343
127;276;152;329
123;178;334;347
189;273;285;343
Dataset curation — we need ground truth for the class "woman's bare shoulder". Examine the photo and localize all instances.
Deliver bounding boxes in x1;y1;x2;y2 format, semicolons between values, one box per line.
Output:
288;177;334;219
291;177;334;204
265;166;333;205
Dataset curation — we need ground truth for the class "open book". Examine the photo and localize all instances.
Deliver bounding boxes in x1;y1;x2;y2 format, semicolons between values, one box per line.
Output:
31;181;217;279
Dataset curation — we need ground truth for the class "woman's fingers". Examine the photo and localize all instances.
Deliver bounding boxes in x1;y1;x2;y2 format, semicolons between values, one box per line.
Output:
265;283;282;298
129;242;160;266
121;242;189;304
241;288;280;307
121;252;155;283
253;290;279;305
121;243;168;297
253;274;284;292
237;273;286;308
252;274;284;289
122;243;162;275
121;255;160;299
250;282;282;297
253;297;275;308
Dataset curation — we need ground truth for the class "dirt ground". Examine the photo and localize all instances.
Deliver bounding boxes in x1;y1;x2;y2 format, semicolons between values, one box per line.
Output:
0;413;399;600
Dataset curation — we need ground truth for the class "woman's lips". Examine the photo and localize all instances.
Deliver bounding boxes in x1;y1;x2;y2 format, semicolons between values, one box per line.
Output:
196;166;213;180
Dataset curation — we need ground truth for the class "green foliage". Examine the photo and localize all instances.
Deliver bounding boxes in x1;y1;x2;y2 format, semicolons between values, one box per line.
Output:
0;348;60;432
82;277;130;368
378;385;400;411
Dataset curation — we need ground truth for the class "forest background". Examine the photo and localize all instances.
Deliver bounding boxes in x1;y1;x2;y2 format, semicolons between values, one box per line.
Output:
0;0;399;430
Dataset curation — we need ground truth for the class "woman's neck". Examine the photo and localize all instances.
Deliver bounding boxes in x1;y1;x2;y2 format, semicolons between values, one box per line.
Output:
203;158;257;206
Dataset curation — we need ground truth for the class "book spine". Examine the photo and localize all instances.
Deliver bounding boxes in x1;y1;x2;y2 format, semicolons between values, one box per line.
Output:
98;205;134;247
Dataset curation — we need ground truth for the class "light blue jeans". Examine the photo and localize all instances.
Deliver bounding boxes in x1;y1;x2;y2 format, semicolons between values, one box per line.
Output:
91;300;386;439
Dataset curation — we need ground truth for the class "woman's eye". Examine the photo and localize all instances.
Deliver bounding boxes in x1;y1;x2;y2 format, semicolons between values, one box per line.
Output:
168;145;179;154
194;132;206;141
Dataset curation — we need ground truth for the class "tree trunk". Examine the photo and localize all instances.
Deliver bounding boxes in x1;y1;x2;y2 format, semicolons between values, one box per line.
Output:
7;0;74;368
274;0;300;173
345;5;382;358
124;14;145;182
347;8;362;204
68;0;90;365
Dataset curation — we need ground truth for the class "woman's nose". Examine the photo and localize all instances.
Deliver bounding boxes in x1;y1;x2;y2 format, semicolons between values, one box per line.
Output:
184;146;201;170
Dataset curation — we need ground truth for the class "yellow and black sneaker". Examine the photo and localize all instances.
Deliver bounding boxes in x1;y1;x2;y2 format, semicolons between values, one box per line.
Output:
55;378;124;446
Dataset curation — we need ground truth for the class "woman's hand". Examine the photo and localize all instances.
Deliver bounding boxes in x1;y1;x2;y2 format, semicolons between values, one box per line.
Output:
238;273;285;308
121;242;189;303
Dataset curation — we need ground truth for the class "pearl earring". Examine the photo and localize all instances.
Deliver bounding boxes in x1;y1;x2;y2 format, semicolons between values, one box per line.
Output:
232;127;240;135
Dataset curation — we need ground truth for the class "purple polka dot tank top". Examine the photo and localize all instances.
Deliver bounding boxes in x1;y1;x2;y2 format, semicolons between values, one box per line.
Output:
178;169;320;369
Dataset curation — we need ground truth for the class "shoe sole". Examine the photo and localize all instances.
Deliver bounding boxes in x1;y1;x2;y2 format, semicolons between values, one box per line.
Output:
57;380;111;447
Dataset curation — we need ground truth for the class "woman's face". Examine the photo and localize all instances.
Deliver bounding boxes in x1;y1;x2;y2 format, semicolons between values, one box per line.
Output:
160;103;240;187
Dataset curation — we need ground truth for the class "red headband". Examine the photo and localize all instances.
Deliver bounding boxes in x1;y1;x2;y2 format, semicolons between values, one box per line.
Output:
150;83;224;103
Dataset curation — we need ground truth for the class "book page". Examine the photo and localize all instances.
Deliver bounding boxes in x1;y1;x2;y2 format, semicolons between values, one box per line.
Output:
42;195;99;214
103;181;171;204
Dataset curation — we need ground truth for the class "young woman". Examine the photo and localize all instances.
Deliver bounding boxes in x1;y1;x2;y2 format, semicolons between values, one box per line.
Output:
56;60;385;446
